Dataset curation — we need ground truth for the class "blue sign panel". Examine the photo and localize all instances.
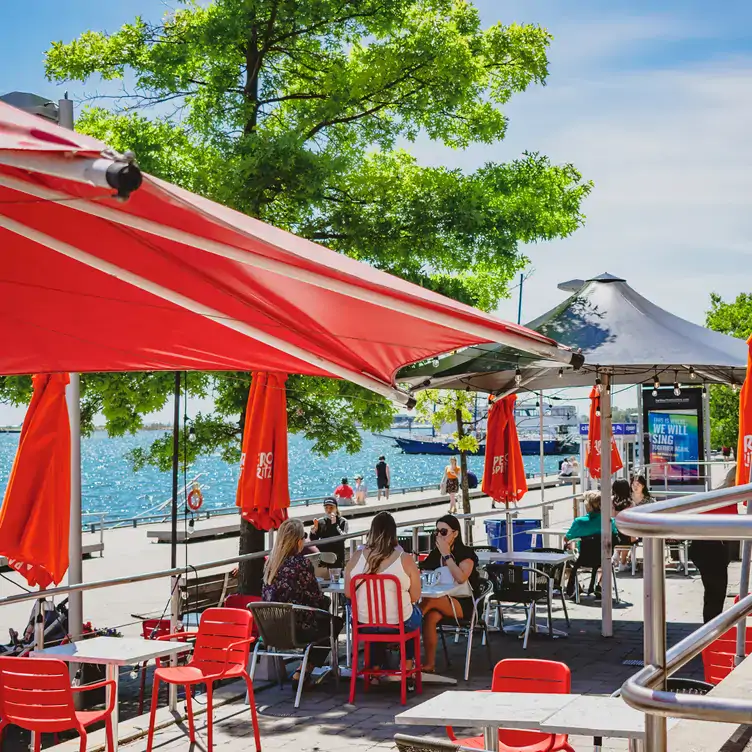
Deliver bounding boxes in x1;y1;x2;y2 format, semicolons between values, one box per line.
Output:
579;423;589;436
613;423;625;435
625;423;638;435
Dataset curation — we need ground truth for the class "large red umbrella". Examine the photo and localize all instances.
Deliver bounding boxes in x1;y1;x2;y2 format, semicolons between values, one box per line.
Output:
0;373;70;588
585;386;623;479
482;395;528;506
0;101;579;402
736;336;752;487
236;372;290;531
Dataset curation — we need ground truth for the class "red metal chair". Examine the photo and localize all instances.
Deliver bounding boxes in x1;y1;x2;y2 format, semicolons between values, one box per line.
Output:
0;656;116;752
146;607;261;752
137;618;188;714
349;573;422;706
702;624;752;685
447;659;575;752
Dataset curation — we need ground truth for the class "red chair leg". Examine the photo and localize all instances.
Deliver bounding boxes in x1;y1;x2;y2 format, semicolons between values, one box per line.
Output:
243;671;262;752
138;660;147;715
349;638;359;704
146;675;161;752
105;716;115;752
34;733;42;752
206;682;215;752
77;730;87;752
399;642;407;706
185;683;196;743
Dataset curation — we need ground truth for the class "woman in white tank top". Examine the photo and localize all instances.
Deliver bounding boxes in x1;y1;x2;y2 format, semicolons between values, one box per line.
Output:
344;512;422;677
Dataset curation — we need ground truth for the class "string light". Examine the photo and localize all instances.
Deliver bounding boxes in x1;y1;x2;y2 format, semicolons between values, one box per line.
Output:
689;367;696;380
653;374;660;391
514;367;522;386
595;373;602;393
595;399;601;418
702;383;707;396
188;425;196;443
558;367;563;379
733;383;740;393
673;382;681;397
431;357;440;368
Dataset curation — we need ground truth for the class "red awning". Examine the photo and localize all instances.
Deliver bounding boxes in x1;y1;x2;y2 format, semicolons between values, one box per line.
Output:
0;102;578;403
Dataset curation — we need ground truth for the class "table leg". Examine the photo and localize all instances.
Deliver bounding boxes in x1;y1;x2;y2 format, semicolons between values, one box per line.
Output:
483;725;500;752
331;591;340;686
107;663;119;752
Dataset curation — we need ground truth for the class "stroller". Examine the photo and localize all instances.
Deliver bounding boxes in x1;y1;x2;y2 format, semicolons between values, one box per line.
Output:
0;598;69;656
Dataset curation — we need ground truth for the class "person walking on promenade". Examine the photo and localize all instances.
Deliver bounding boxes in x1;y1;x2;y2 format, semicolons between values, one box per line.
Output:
354;474;368;505
440;457;461;514
376;455;390;500
689;465;738;623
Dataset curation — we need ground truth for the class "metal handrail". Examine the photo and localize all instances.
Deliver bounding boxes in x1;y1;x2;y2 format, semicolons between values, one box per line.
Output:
616;479;752;751
0;489;581;611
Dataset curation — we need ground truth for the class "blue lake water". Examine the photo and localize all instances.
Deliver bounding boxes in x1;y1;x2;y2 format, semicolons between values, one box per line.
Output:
0;430;565;521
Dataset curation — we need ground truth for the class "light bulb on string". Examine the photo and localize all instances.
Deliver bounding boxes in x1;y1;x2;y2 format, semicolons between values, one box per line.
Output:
595;375;602;393
702;383;707;396
188;425;196;443
431;357;440;368
514;367;522;386
733;383;740;393
651;388;658;398
558;367;563;379
653;375;660;391
673;382;681;397
689;367;696;380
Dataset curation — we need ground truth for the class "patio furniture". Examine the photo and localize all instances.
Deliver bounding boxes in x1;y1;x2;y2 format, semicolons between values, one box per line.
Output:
486;564;553;649
437;578;494;680
349;573;422;706
395;688;578;752
146;607;260;752
702;625;752;684
137;618;189;714
0;656;116;752
395;733;478;752
177;569;239;627
529;548;571;627
31;636;191;752
248;601;336;708
566;534;619;603
447;659;574;752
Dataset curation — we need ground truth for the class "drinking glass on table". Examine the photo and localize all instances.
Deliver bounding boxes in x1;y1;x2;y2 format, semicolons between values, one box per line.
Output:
330;567;342;584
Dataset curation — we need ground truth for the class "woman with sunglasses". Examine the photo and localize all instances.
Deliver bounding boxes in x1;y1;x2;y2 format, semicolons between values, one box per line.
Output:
419;514;479;673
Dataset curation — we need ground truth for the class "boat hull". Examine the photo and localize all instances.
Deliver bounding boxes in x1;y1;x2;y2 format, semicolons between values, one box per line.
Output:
391;436;564;456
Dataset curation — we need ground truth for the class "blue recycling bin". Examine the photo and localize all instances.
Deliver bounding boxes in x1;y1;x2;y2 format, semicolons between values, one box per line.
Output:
484;518;541;553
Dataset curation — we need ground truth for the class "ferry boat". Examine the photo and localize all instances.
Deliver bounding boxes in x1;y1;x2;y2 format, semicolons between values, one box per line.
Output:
386;402;580;456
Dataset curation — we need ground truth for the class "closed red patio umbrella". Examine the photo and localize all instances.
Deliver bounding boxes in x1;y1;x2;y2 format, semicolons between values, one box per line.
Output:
736;336;752;487
236;373;290;531
482;395;528;507
585;386;623;479
0;373;70;588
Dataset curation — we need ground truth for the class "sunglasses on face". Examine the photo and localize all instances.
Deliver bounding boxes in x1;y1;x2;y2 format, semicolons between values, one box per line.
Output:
436;527;452;536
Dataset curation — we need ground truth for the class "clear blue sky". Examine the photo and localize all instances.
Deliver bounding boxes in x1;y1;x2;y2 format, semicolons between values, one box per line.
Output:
2;1;751;421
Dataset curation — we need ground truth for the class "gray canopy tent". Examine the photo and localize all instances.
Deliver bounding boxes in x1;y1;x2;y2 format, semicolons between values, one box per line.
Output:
400;273;749;636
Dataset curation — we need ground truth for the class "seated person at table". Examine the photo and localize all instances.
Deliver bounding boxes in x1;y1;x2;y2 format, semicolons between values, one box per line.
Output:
309;497;349;568
419;514;479;673
564;491;619;597
344;512;422;677
334;477;355;506
262;518;343;685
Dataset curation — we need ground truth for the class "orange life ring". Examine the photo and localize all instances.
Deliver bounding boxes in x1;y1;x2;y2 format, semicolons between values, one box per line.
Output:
186;484;204;511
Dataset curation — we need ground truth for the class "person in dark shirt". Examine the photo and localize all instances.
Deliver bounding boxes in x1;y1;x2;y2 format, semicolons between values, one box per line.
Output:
309;497;349;567
262;518;343;683
375;456;390;500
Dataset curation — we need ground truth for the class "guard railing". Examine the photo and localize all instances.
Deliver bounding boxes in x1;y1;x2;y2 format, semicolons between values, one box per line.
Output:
617;479;752;752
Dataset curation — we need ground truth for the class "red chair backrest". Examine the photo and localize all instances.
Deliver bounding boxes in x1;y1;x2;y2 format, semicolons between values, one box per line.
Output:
350;574;409;631
142;618;175;640
191;607;253;673
0;657;77;733
224;594;262;637
492;659;571;749
702;625;752;684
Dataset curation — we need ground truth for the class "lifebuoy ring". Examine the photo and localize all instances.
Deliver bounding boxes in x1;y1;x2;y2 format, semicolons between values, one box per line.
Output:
187;484;204;511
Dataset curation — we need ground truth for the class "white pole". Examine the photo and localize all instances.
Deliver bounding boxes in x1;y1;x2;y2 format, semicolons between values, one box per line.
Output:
0;213;412;406
702;386;712;491
636;385;645;472
539;392;548;541
0;174;577;366
600;375;613;637
58;97;84;646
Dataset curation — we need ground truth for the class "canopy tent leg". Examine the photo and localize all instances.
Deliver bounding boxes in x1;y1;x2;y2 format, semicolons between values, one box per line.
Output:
600;374;613;637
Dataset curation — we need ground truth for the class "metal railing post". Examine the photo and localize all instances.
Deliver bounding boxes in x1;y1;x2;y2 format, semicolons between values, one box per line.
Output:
644;537;667;752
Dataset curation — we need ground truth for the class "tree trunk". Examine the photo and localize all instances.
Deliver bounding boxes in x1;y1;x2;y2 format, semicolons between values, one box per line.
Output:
239;517;265;595
455;407;473;545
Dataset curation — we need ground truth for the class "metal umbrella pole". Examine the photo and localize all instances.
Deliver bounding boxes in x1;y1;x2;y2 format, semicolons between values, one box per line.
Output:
539;392;548;544
169;372;181;711
600;374;613;638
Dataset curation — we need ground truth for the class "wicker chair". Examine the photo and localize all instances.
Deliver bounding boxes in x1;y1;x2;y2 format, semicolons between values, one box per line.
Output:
395;734;482;752
248;602;336;708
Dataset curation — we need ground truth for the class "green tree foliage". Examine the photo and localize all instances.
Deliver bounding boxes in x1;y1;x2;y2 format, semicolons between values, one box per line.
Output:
0;1;592;590
705;292;752;449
